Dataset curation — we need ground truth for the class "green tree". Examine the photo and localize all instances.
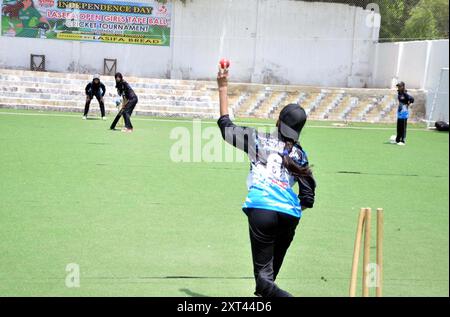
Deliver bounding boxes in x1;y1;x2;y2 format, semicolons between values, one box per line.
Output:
401;0;449;40
159;0;449;41
377;0;421;41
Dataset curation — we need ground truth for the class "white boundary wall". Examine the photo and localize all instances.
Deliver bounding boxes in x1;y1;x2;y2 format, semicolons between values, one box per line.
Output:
0;0;380;87
1;0;447;117
371;39;449;119
371;40;449;90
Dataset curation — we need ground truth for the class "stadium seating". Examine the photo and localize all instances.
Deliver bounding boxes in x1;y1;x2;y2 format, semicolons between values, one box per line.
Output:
0;68;425;122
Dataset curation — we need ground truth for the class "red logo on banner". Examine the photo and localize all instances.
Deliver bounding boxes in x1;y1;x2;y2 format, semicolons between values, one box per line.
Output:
38;0;55;7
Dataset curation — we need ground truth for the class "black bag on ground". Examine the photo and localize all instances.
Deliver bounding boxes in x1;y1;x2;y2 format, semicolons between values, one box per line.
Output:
435;121;450;132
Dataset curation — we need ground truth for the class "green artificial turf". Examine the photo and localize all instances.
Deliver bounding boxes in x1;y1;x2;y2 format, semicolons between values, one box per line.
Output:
0;109;448;297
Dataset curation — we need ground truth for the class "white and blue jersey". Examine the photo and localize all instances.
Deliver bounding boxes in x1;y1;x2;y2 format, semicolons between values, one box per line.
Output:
243;135;310;218
218;115;316;219
397;92;414;120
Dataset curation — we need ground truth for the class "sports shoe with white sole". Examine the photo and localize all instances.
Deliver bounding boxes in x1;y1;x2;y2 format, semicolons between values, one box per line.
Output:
397;142;406;146
82;116;87;120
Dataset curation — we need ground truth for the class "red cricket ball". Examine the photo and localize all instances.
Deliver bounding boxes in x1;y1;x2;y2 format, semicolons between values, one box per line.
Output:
219;58;230;70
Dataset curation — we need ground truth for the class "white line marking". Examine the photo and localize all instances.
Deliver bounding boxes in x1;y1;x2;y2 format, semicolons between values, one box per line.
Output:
0;111;430;131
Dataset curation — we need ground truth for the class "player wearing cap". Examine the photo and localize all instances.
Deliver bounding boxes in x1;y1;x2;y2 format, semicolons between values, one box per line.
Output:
395;82;414;145
217;69;316;297
83;74;106;120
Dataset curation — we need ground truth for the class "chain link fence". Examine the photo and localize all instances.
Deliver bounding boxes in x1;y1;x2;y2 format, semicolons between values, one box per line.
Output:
295;0;449;42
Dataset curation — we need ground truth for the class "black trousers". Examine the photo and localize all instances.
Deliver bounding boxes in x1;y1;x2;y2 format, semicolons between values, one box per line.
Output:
396;118;408;143
245;208;300;297
84;93;105;117
110;97;138;130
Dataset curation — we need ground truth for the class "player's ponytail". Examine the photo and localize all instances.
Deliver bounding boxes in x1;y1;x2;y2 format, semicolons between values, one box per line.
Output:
115;73;124;93
281;140;312;178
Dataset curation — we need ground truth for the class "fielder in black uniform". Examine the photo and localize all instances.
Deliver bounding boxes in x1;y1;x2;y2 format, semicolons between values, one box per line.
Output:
110;73;138;133
395;82;414;145
83;75;106;120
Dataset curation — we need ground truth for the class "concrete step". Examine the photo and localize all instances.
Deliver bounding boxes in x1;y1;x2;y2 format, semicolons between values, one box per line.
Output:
0;97;217;112
0;105;215;115
0;68;215;87
0;103;218;119
0;75;203;92
0;90;216;105
0;84;213;101
0;68;426;123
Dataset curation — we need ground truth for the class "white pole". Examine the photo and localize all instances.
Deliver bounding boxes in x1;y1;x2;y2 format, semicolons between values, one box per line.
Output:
427;68;444;129
393;42;404;88
422;41;433;91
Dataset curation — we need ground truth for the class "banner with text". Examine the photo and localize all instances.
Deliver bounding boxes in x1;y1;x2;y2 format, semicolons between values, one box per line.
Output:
1;0;171;46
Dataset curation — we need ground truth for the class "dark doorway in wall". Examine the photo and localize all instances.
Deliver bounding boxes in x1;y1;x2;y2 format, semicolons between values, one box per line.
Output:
104;59;117;76
30;55;46;71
